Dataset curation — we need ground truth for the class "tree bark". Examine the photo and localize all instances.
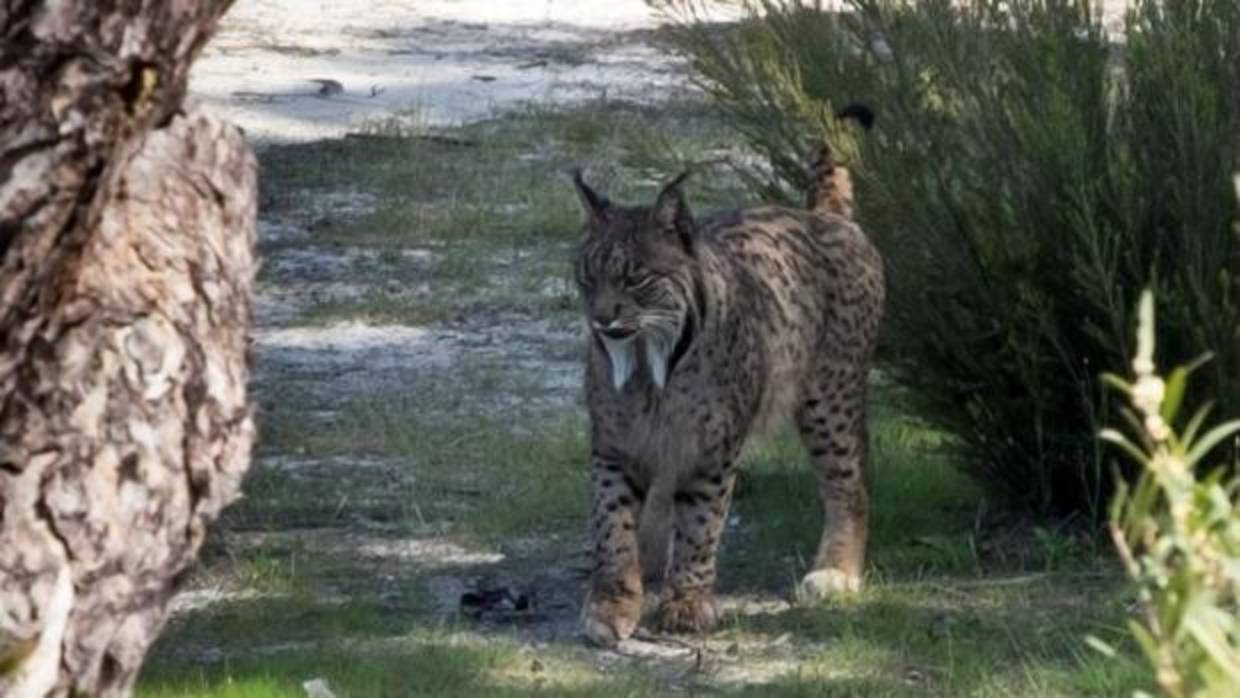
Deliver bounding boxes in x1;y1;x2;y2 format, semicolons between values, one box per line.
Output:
0;2;255;696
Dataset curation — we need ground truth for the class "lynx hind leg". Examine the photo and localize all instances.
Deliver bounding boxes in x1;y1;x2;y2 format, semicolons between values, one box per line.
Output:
659;460;738;634
582;454;645;646
795;362;872;600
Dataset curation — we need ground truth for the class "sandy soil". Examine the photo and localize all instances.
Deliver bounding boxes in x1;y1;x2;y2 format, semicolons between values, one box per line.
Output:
191;0;732;142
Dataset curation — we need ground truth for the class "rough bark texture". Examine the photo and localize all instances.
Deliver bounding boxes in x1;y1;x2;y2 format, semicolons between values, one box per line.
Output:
0;2;255;696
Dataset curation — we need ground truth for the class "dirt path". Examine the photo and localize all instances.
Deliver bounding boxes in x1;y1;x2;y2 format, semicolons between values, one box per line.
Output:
191;0;717;142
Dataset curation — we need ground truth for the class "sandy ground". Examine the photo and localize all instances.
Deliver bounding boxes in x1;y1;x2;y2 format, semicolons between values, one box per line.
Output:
190;0;735;142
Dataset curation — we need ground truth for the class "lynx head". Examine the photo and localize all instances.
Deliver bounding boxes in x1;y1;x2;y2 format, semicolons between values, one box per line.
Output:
571;170;701;391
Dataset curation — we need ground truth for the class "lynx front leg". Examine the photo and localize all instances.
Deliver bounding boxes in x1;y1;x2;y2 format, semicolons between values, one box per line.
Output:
582;451;645;646
796;365;870;599
659;461;737;634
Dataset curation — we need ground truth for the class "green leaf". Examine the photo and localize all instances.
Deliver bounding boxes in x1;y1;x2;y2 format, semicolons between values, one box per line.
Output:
1161;365;1188;425
1183;606;1240;684
1100;428;1150;464
1084;634;1118;658
1183;351;1215;374
1101;372;1132;394
1183;402;1216;448
1127;619;1161;667
1184;419;1240;468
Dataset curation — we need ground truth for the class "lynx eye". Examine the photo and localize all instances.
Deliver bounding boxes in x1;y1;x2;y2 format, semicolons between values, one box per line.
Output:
627;274;657;291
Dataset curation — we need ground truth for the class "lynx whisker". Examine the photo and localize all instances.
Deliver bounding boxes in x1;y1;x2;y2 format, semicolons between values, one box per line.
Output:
642;315;683;390
600;334;637;390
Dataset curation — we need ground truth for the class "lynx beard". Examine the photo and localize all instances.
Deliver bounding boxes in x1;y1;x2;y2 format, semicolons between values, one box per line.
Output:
597;315;683;391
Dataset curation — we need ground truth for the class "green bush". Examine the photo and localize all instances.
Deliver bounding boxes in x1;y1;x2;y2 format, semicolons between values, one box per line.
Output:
655;0;1240;518
1097;289;1240;698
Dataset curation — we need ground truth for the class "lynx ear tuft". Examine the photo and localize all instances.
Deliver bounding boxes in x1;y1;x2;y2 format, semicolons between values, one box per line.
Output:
571;168;610;226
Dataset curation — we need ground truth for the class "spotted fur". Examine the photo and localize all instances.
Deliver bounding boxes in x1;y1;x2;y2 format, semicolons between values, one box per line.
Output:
573;108;884;645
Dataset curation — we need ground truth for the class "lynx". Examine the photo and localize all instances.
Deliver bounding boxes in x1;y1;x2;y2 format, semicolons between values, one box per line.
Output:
572;106;884;646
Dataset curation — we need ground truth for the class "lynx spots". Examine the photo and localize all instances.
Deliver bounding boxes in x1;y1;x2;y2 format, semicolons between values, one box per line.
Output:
573;105;883;645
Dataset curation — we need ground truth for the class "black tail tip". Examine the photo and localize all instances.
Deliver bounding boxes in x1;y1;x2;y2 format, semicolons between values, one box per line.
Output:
835;103;875;130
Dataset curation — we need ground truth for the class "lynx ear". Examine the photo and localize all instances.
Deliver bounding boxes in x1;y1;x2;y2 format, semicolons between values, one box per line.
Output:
571;169;610;227
652;170;694;250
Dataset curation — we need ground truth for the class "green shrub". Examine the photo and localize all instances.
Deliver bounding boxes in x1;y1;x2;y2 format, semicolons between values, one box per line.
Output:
1096;289;1240;698
655;0;1240;518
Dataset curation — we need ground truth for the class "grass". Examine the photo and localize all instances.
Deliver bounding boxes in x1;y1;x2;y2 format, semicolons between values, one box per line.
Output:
244;403;590;539
255;97;749;329
146;393;1148;696
138;100;1152;697
141;637;654;698
258;99;736;249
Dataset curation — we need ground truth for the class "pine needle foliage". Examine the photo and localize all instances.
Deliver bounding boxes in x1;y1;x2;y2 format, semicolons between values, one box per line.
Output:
654;0;1240;518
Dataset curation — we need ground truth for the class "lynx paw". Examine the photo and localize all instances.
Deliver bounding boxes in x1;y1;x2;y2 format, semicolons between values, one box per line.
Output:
798;568;862;601
582;590;642;647
658;591;719;634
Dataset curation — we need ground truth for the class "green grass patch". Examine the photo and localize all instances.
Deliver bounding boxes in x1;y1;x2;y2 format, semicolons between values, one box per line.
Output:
296;291;456;327
256;99;767;330
147;383;1148;697
259;99;746;254
142;633;640;698
240;400;588;542
723;579;1146;697
159;596;411;653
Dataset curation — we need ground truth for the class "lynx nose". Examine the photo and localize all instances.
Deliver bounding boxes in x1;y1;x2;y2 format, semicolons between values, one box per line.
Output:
592;304;635;339
593;304;622;328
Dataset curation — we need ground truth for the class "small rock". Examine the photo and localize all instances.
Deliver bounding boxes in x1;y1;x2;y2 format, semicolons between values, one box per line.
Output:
460;582;532;619
303;678;337;698
308;78;344;97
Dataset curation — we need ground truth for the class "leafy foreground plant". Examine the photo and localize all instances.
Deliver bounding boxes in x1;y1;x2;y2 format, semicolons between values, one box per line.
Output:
1095;289;1240;698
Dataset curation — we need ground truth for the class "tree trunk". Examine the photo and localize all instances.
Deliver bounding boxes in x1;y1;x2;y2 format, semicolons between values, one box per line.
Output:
0;2;255;696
